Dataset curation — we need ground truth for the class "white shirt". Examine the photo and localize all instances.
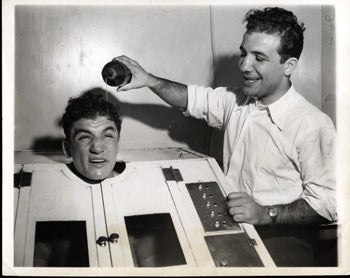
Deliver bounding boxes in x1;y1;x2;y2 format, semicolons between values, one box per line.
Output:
186;84;337;221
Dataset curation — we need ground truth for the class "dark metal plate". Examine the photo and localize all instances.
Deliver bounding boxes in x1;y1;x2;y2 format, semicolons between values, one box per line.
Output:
186;182;241;232
205;233;264;267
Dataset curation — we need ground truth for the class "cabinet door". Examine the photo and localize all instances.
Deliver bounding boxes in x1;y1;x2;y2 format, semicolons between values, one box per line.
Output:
163;158;275;267
14;164;110;267
101;162;196;268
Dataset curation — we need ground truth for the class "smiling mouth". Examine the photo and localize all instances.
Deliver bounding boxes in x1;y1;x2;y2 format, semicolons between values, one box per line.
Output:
243;76;261;86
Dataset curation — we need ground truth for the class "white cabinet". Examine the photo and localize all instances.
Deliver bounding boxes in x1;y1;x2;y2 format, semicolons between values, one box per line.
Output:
14;155;274;268
14;164;109;267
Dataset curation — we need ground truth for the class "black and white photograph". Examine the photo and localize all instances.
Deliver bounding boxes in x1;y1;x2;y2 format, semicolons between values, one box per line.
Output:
3;0;350;276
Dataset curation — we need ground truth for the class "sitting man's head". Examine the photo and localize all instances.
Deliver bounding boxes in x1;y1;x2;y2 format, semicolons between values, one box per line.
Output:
61;91;122;182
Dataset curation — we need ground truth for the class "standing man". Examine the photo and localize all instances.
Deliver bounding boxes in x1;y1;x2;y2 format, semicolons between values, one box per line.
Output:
115;7;337;265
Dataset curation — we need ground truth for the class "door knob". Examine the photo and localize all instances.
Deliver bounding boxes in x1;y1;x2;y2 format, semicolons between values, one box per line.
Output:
109;233;119;244
96;236;108;247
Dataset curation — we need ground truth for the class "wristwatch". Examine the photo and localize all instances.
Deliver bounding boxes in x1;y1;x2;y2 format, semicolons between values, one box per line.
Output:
267;206;278;224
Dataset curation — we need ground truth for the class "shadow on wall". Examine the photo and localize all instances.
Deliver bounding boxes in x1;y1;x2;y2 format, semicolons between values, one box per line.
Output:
31;88;210;159
214;54;242;88
31;54;242;165
207;54;242;166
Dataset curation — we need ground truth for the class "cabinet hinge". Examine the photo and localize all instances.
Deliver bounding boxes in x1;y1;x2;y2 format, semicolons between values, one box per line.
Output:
14;170;32;188
162;166;183;182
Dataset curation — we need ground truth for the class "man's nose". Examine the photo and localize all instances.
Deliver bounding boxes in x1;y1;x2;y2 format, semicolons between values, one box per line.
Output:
90;138;104;154
239;56;253;72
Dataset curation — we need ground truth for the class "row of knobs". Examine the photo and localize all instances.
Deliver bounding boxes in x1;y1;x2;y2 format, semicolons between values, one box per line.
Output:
96;233;119;247
199;184;229;229
198;184;231;266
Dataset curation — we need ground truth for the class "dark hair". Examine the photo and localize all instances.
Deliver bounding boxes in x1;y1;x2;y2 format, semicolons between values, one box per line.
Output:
62;91;122;139
244;7;305;63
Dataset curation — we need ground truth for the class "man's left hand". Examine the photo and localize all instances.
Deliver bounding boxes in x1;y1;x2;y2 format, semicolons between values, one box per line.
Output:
227;192;270;225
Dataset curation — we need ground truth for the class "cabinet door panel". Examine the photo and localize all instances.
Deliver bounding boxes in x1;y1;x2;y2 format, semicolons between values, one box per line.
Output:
14;164;109;267
102;162;196;267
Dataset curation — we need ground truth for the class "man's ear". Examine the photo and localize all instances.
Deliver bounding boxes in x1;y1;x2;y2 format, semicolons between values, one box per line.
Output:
284;57;298;77
62;139;72;158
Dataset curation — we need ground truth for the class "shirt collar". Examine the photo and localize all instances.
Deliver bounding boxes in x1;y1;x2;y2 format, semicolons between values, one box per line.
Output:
235;85;297;130
265;84;297;130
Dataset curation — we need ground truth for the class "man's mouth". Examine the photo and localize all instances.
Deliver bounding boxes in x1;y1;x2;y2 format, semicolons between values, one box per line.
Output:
89;158;108;166
243;76;261;86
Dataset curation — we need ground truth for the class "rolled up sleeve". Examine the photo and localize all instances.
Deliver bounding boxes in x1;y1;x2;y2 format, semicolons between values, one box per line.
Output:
185;84;237;130
300;126;337;222
184;84;210;120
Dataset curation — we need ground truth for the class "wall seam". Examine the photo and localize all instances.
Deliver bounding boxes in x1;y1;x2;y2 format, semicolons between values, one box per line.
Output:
207;5;216;157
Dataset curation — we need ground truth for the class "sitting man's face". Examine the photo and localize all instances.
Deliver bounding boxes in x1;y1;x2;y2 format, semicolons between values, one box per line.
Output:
63;115;120;181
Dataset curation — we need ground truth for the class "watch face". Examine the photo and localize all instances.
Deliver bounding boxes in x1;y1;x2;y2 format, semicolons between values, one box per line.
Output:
269;207;278;218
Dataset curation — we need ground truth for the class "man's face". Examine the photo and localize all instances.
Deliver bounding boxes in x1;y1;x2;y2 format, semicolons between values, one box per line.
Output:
238;32;287;105
65;116;119;181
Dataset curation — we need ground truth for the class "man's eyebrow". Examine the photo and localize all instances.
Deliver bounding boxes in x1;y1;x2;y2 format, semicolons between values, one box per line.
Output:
103;126;118;133
72;126;118;138
253;51;270;60
73;128;92;137
239;45;271;60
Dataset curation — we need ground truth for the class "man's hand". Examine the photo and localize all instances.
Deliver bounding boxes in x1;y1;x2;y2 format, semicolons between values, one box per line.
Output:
113;55;155;91
227;192;270;225
114;55;188;109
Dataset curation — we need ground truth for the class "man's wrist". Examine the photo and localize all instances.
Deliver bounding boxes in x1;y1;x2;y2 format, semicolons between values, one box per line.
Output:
147;73;161;89
261;206;279;225
260;206;273;225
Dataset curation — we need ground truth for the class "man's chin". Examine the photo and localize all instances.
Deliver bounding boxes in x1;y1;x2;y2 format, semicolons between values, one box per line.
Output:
82;168;113;182
70;163;114;183
242;87;260;98
86;164;115;180
87;172;111;181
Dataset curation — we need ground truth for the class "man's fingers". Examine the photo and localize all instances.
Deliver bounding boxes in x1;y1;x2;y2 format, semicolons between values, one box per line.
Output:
227;191;249;200
117;83;132;92
114;55;130;61
228;202;246;222
227;197;246;207
232;213;245;223
228;206;244;216
114;56;130;66
114;55;138;67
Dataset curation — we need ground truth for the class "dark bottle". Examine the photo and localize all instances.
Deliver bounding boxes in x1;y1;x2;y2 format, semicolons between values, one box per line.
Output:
101;59;132;87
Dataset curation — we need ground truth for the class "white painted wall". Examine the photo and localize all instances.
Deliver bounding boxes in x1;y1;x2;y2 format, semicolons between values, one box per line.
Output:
321;5;336;126
14;5;334;163
15;5;213;153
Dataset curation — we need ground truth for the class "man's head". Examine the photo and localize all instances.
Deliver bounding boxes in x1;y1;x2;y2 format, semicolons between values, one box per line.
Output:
238;7;305;104
244;7;305;63
61;91;122;181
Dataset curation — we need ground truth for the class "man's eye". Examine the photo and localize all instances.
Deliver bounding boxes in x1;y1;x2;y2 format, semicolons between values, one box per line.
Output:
77;135;90;141
104;133;115;138
256;56;265;62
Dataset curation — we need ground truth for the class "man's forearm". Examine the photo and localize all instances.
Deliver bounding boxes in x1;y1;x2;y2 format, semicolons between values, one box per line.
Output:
148;74;188;110
269;199;330;225
115;56;188;109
